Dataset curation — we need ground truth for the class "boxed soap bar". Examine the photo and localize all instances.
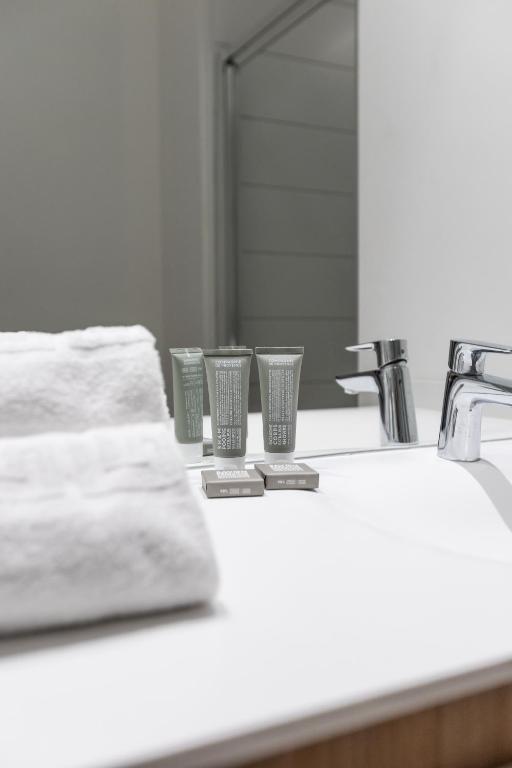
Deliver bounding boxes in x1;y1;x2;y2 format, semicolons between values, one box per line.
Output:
201;469;264;499
254;462;319;490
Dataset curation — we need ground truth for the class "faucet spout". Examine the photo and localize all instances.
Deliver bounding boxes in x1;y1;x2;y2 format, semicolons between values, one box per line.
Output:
438;372;512;461
438;339;512;461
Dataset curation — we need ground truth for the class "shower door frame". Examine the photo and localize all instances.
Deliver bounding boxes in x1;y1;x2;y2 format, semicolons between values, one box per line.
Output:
218;0;331;346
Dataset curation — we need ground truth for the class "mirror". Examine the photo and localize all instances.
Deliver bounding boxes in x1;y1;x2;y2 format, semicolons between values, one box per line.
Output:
1;0;512;463
221;0;357;414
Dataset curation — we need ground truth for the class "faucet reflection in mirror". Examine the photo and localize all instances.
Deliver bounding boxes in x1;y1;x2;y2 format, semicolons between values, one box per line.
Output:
335;339;418;446
438;339;512;461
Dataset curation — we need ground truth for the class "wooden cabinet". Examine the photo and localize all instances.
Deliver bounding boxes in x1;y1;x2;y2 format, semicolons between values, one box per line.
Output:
241;684;512;768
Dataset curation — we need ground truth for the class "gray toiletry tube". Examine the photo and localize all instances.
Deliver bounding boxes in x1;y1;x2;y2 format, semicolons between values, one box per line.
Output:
170;348;204;462
219;347;249;434
203;349;253;469
256;347;304;463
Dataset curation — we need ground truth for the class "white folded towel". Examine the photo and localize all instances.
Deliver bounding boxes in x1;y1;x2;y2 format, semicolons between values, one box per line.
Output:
0;423;218;634
0;325;169;436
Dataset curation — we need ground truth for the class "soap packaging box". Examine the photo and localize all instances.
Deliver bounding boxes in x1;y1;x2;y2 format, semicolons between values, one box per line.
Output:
254;462;319;491
201;469;264;499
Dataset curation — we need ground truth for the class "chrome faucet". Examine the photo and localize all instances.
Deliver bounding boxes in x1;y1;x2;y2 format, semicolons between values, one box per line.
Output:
438;339;512;461
335;339;418;445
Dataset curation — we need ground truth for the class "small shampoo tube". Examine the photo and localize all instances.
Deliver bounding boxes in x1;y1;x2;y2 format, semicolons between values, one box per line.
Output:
203;349;252;469
170;348;204;461
256;347;304;463
219;347;249;433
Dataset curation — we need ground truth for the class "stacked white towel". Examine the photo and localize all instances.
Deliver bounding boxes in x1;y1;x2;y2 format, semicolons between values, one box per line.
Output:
0;325;219;633
0;325;169;436
0;423;218;634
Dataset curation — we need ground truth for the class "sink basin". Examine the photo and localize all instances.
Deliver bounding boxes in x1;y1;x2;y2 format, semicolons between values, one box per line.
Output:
317;440;512;564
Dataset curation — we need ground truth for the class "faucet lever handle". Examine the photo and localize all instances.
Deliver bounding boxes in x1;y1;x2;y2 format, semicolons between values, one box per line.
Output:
448;339;512;375
345;342;376;353
346;339;408;368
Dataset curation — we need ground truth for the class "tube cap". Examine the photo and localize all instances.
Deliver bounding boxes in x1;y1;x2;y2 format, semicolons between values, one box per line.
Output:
178;442;203;462
214;456;246;470
203;437;214;456
264;452;295;464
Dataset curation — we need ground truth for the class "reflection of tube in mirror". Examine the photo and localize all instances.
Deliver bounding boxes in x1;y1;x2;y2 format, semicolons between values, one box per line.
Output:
203;349;252;469
169;348;204;462
256;347;304;463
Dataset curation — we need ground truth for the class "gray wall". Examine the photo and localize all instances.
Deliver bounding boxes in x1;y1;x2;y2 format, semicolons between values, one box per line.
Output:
0;0;219;406
158;0;216;358
0;1;163;340
0;0;291;406
234;0;357;408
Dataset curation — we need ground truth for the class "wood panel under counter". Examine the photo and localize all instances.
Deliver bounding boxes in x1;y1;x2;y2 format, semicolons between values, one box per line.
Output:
240;684;512;768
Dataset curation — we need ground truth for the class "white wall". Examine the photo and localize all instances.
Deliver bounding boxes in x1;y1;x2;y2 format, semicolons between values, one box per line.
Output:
359;0;512;408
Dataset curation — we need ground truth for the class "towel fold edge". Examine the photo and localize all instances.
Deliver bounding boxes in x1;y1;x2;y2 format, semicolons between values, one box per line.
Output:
0;325;156;354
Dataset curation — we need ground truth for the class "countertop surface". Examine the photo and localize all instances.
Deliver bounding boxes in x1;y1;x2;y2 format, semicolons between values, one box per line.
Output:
3;414;512;768
196;405;512;465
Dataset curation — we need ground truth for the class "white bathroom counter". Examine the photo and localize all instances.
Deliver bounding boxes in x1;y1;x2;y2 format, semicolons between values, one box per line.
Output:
198;406;512;461
4;441;512;767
